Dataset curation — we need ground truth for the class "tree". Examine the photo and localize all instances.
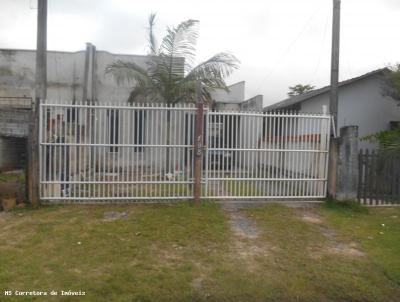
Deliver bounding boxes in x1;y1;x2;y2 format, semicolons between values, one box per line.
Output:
106;13;240;104
362;129;400;155
105;14;239;172
287;84;315;97
365;64;400;154
382;63;400;103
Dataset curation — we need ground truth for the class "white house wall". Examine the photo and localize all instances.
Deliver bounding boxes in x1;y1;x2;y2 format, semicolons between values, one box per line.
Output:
210;81;245;104
299;76;400;150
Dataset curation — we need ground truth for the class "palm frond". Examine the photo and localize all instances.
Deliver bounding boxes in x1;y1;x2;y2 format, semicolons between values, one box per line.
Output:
105;60;152;87
184;52;240;91
148;13;158;55
127;85;160;103
159;19;199;73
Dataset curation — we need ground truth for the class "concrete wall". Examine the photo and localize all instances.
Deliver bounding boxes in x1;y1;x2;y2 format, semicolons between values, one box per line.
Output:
240;95;263;111
0;48;153;103
94;51;151;103
0;108;30;137
328;126;359;200
299;75;400;150
0;48;253;107
210;81;245;104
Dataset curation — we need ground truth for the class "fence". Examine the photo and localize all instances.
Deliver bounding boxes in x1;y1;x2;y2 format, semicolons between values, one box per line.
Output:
39;100;331;203
203;110;331;199
40;101;196;201
358;150;400;205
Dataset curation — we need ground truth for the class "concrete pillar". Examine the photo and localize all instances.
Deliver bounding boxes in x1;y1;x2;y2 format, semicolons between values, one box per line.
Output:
327;138;339;198
336;126;359;200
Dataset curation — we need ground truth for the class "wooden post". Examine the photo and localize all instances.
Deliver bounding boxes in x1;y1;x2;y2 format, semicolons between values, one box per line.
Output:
193;81;204;205
28;0;47;205
357;149;363;203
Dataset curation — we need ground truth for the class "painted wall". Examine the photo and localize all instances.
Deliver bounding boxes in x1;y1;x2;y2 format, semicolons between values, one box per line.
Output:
0;48;151;103
240;95;263;111
210;81;245;104
299;75;400;150
0;48;252;106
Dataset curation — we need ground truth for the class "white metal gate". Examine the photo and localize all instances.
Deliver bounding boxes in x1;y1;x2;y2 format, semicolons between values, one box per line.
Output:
203;110;331;200
39;100;330;202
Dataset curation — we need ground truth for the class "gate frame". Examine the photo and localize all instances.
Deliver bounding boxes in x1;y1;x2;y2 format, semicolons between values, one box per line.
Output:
39;100;331;203
202;110;331;200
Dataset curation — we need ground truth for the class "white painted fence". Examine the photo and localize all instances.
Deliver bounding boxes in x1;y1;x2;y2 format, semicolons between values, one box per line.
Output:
203;110;331;199
39;100;331;202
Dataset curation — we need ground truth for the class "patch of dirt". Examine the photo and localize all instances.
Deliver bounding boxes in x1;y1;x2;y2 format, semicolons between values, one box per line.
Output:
326;243;365;257
221;202;274;272
310;242;365;259
233;240;269;258
103;211;129;221
191;276;203;291
302;214;323;224
69;268;83;274
297;208;324;224
231;239;273;272
190;266;213;298
222;203;260;240
299;209;365;259
225;207;259;239
0;211;12;221
148;244;185;268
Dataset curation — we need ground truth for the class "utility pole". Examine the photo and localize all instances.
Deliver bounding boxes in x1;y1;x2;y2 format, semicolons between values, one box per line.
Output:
193;81;204;205
28;0;47;205
330;0;341;134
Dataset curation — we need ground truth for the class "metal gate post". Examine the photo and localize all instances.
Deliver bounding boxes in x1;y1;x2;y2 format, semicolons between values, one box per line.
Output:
204;108;209;197
193;81;204;205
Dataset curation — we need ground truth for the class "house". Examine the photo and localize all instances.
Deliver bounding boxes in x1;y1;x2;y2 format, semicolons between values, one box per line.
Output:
0;44;263;171
264;69;400;150
0;44;262;107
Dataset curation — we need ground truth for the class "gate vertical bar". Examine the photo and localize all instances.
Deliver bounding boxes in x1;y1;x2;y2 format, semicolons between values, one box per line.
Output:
204;107;209;198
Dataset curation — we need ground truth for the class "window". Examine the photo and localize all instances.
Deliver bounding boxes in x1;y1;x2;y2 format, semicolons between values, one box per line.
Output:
66;107;79;123
134;110;145;152
390;121;400;130
107;109;120;152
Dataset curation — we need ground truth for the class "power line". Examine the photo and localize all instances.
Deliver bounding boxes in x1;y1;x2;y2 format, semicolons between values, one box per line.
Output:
29;0;37;10
255;3;325;92
310;10;330;84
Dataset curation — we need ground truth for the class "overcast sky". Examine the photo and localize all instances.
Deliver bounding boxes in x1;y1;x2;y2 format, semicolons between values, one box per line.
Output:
1;0;399;105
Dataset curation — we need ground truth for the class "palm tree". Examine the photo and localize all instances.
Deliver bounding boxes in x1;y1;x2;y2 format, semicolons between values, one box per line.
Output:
106;14;239;173
106;13;240;104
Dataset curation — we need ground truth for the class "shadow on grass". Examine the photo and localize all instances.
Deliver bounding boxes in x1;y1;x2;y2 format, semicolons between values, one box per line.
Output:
323;197;369;214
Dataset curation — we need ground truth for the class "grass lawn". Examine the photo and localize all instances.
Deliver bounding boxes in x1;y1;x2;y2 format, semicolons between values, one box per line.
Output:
0;201;399;301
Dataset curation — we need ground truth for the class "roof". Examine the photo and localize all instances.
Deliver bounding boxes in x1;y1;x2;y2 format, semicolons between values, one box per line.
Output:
264;68;389;111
